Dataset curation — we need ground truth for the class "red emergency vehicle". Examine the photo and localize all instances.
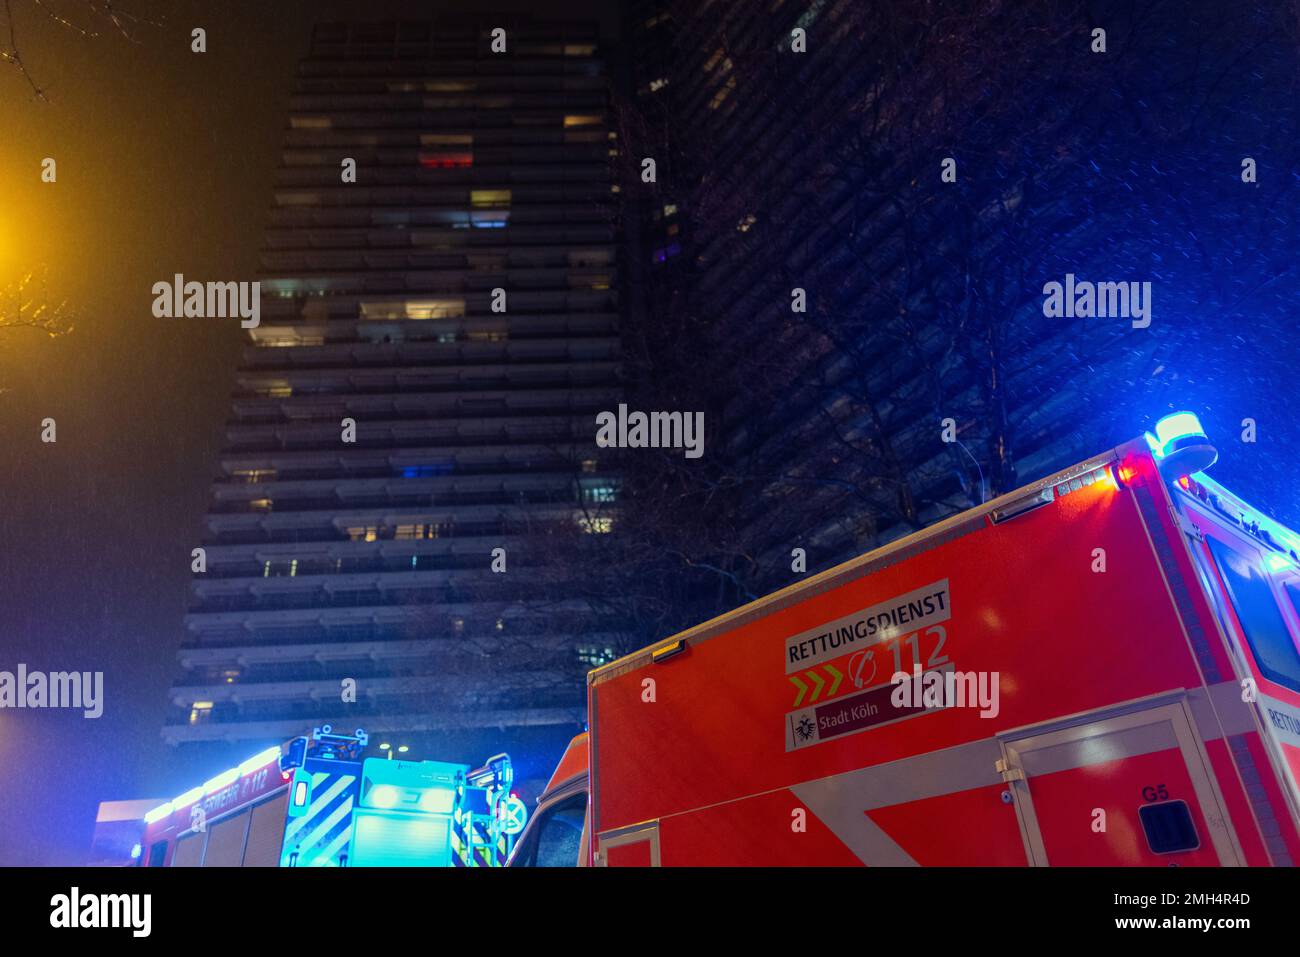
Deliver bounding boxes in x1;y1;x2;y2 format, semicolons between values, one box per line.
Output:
137;726;519;867
510;412;1300;866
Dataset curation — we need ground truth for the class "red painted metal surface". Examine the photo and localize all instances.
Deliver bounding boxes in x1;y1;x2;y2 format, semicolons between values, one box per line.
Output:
577;444;1300;866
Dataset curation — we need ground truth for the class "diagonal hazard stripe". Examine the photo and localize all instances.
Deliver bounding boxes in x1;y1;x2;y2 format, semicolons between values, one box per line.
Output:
316;821;355;867
790;674;808;707
284;774;354;845
300;796;355;865
806;669;825;702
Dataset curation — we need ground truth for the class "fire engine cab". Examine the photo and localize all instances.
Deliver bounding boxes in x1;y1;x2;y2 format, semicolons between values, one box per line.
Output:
510;412;1300;866
138;726;520;867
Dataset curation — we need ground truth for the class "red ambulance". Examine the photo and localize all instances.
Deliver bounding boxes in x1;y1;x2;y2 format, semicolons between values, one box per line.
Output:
509;412;1300;866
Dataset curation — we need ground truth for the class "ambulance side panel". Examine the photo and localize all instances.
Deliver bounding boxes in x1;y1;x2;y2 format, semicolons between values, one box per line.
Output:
589;452;1244;866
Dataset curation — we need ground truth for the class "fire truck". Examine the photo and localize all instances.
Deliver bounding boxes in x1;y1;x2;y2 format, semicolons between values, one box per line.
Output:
138;726;520;867
509;412;1300;866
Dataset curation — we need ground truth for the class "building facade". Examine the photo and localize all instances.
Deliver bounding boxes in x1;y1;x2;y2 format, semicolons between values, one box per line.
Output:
165;19;622;780
619;0;1298;612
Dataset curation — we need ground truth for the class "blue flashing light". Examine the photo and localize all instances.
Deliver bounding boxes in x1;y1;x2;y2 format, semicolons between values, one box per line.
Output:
130;843;142;860
1154;411;1208;457
1148;410;1217;478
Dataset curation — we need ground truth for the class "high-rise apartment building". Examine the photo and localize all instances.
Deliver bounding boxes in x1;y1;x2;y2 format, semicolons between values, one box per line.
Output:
164;19;621;781
622;0;1287;608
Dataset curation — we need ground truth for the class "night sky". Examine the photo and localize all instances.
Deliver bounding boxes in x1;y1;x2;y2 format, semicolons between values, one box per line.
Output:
1;0;614;867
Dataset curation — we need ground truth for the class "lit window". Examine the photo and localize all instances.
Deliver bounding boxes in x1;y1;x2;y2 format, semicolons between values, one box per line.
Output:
649;77;668;92
564;44;596;56
419;151;473;168
189;702;214;725
346;526;379;542
471;189;512;208
257;334;324;347
395;524;424;540
578;516;614;534
249;498;273;513
420;133;474;146
577;645;616;667
709;75;737;110
402;463;453;478
290;116;331;129
581;458;598;473
563;114;602;128
452;617;465;634
232;468;277;484
220;669;240;684
582;484;618;504
738;213;757;232
663;203;678;216
361;299;465;320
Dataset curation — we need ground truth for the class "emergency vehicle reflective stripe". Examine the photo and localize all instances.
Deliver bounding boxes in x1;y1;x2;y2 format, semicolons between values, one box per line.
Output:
791;738;1005;865
280;772;357;867
451;787;469;867
472;819;493;867
1226;733;1295;866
